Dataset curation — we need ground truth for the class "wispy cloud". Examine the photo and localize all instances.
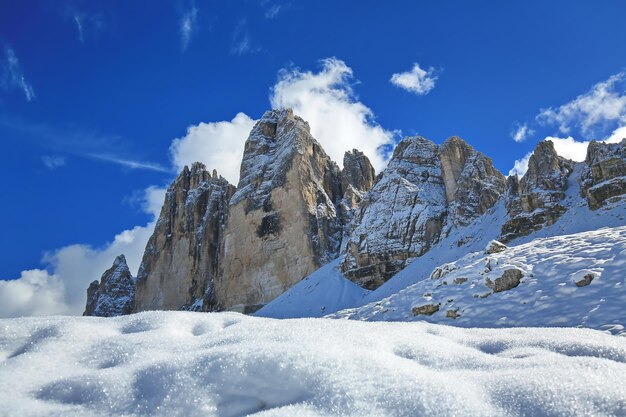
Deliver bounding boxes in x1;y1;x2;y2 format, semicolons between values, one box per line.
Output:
390;63;438;95
41;155;67;170
1;46;35;101
231;19;258;56
1;118;169;173
86;153;170;172
66;8;104;44
265;4;282;18
511;123;533;143
180;3;199;51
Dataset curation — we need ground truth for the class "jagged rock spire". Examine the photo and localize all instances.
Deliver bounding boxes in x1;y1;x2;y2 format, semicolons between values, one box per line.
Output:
133;164;236;312
500;140;573;242
83;254;135;317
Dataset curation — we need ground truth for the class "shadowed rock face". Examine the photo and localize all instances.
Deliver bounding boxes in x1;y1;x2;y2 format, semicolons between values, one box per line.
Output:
216;109;348;312
341;136;505;290
501;140;573;242
83;255;135;317
133;163;235;312
581;139;626;210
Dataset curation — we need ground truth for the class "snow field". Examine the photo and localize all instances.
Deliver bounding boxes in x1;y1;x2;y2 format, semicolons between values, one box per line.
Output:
1;311;626;416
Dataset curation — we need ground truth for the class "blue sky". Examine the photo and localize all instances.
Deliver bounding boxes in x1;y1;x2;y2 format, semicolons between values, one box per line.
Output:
1;0;626;316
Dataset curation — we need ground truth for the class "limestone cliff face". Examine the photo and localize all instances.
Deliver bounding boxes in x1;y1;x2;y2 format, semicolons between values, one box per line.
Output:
439;137;506;229
501;140;573;242
341;136;505;289
581;139;626;209
133;163;235;312
216;109;347;312
83;255;135;317
340;136;447;289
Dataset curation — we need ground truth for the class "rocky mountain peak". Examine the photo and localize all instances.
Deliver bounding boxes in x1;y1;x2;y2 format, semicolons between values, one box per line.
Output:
83;254;135;317
341;149;376;193
439;136;506;228
133;164;235;312
341;134;506;289
501;140;573;242
217;109;347;312
341;135;448;288
581;139;626;209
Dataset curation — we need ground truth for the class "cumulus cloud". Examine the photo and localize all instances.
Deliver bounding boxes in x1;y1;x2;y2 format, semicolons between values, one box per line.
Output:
0;187;165;318
1;46;35;101
41;155;66;170
537;72;626;138
271;58;394;172
508;151;533;178
511;123;533;143
170;112;256;185
508;125;626;177
180;4;198;51
390;63;438;96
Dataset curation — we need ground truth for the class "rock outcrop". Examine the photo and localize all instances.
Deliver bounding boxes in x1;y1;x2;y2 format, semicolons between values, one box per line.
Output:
439;136;506;228
581;139;626;209
216;109;350;313
500;140;573;242
83;255;135;317
338;149;376;224
341;135;505;289
133;163;235;312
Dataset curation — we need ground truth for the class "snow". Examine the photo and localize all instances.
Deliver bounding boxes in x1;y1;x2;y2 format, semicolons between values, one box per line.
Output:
332;226;626;335
255;259;369;318
1;312;626;417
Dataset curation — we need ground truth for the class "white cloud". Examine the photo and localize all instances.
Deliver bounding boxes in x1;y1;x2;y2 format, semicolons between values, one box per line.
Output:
0;187;165;318
511;123;533;143
170;112;256;185
537;72;626;138
1;46;35;101
390;63;438;95
508;151;533;177
271;58;394;172
0;270;68;317
508;125;626;177
180;5;198;51
41;155;66;170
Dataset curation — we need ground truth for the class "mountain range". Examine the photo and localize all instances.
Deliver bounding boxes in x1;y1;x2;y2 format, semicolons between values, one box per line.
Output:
84;108;626;334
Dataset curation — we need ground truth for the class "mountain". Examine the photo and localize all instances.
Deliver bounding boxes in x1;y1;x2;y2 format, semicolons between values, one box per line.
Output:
83;255;135;317
84;110;626;336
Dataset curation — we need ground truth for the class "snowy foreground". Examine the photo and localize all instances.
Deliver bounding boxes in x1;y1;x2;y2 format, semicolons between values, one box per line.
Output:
1;312;626;416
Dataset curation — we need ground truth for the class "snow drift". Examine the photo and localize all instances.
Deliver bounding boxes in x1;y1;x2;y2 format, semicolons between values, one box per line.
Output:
1;312;626;416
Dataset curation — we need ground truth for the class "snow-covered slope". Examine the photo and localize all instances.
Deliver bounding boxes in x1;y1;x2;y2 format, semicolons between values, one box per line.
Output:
2;312;626;417
332;226;626;335
261;162;626;323
255;259;369;319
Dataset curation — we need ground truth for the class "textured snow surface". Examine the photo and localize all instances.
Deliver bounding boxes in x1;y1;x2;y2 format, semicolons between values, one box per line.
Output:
2;312;626;417
332;226;626;335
